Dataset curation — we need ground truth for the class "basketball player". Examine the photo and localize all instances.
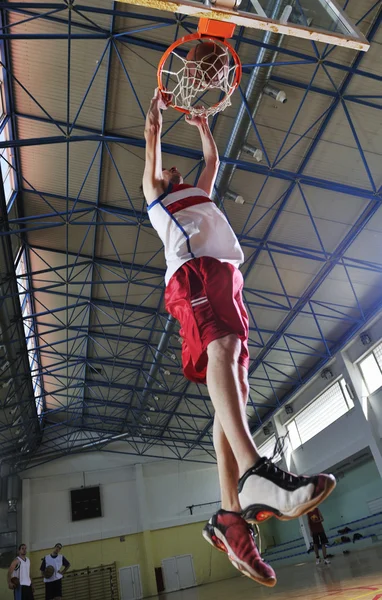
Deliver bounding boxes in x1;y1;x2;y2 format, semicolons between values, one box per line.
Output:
8;543;34;599
308;508;331;565
143;88;336;586
40;543;70;600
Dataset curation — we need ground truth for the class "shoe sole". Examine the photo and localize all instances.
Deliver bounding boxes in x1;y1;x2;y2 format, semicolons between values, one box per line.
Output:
243;475;336;523
202;525;227;555
202;525;277;588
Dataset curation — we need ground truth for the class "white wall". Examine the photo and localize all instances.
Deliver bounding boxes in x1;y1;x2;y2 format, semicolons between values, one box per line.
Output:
368;388;382;438
22;311;382;552
22;450;221;551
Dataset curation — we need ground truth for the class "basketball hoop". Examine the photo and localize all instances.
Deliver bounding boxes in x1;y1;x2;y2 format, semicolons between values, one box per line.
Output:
157;31;242;117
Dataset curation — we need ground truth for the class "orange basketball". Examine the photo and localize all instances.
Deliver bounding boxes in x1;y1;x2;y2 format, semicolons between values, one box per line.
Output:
311;514;319;522
11;577;20;588
186;41;229;87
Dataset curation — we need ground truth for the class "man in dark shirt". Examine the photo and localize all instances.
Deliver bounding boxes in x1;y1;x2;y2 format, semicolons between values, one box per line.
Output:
308;508;330;565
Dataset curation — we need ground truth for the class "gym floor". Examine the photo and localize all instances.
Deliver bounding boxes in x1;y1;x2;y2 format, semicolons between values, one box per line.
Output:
156;546;382;600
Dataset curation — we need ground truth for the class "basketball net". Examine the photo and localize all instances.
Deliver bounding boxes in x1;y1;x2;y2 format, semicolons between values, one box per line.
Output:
158;32;242;117
162;45;237;117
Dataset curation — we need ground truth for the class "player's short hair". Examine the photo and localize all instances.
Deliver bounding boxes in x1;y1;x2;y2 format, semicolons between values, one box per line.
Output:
54;543;63;549
18;543;26;550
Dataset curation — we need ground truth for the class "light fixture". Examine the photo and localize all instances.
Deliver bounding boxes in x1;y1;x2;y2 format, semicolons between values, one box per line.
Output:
225;190;245;205
288;9;313;26
285;405;293;415
0;360;9;373
1;378;12;389
242;143;263;162
321;368;333;381
360;332;372;346
263;84;287;103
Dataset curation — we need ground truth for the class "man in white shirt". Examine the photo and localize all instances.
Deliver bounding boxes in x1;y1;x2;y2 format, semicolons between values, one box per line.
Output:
8;543;34;599
40;543;70;600
143;89;335;587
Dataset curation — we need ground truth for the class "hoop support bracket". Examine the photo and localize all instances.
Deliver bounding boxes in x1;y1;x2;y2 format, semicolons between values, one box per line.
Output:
197;18;236;39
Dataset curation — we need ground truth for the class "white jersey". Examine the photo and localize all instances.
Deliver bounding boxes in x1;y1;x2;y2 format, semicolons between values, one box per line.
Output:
13;556;31;586
43;553;63;582
147;183;244;284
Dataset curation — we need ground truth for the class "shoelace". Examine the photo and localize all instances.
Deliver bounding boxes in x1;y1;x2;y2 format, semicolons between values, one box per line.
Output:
262;434;304;484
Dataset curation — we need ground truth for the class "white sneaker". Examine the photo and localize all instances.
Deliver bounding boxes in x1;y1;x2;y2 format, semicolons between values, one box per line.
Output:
324;559;331;565
316;558;321;565
238;457;336;522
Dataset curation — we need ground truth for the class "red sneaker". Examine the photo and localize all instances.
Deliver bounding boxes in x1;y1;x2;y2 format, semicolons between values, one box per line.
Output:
202;510;276;587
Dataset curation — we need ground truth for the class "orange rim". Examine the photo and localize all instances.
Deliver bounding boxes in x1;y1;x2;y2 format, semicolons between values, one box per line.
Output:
157;32;242;115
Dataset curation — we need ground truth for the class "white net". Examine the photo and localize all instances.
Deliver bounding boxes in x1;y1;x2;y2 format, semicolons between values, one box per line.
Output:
160;40;239;117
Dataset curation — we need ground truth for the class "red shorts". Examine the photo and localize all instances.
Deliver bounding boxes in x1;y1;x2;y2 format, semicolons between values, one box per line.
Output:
165;257;249;384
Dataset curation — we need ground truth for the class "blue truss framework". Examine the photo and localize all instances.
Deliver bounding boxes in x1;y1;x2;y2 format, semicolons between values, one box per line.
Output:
0;0;381;468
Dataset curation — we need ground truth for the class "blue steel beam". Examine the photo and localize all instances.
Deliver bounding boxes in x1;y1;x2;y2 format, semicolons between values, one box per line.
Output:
2;0;379;460
187;7;382;448
2;134;379;203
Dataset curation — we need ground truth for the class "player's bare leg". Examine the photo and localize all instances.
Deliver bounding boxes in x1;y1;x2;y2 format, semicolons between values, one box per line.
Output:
206;334;260;475
205;333;335;524
213;364;250;511
203;359;276;586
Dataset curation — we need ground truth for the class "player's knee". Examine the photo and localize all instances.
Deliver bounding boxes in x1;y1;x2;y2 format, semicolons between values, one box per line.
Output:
207;334;241;362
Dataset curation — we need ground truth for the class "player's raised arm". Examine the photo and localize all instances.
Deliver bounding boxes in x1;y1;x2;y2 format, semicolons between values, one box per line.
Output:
185;113;220;197
142;88;171;204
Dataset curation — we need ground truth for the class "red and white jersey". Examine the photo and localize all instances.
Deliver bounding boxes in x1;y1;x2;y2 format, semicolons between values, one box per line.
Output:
147;183;244;284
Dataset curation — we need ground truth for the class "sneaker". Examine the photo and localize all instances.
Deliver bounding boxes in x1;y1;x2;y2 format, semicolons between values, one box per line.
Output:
324;559;331;565
316;558;321;565
202;510;276;587
239;457;336;523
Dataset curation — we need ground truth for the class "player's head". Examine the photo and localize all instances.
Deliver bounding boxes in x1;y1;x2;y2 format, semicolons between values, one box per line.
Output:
162;166;183;186
52;543;63;556
18;544;27;556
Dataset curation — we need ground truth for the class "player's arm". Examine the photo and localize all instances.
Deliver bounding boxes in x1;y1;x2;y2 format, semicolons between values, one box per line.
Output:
186;113;220;197
143;88;171;204
61;556;70;575
7;558;18;588
318;510;324;522
40;557;46;578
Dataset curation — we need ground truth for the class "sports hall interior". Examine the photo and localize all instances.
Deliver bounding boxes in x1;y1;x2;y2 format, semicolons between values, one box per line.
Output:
0;1;382;599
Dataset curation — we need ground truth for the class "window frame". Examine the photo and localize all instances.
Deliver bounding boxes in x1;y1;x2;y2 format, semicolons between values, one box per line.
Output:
285;377;354;451
359;342;382;396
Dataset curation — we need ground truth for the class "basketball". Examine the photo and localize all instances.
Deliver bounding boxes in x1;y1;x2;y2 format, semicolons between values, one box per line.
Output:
44;565;55;578
11;577;20;588
186;41;229;87
311;514;319;522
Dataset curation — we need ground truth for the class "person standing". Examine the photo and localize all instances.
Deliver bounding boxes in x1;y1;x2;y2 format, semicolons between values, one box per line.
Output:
40;543;70;600
8;543;34;599
308;508;331;565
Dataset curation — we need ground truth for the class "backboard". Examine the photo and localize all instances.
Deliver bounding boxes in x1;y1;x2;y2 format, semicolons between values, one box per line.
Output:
119;0;370;51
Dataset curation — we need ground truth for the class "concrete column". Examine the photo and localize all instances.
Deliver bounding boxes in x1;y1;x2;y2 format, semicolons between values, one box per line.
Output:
135;464;158;597
21;478;31;549
338;350;382;479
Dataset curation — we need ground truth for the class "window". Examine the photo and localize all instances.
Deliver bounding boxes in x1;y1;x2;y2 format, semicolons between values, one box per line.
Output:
286;379;354;450
360;342;382;395
257;434;283;463
15;249;43;418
